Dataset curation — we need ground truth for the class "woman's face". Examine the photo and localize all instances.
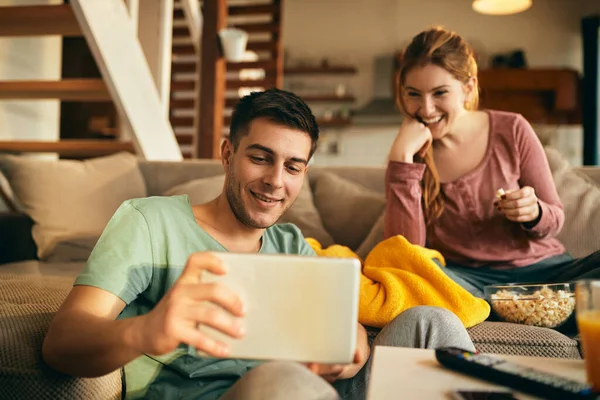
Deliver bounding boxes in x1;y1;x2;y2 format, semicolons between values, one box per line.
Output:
402;63;475;139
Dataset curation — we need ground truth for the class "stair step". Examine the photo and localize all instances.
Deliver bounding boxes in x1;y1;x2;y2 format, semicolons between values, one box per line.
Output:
228;4;278;16
225;98;242;108
0;140;134;157
175;134;194;145
226;78;276;90
226;60;277;71
222;117;352;128
0;5;81;37
172;26;191;38
171;81;195;91
246;41;279;52
0;79;110;101
170;99;195;108
229;22;279;34
173;8;185;19
171;116;194;127
171;62;198;73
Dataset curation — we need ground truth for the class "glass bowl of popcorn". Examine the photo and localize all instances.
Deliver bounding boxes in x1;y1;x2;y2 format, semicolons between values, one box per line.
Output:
484;283;576;329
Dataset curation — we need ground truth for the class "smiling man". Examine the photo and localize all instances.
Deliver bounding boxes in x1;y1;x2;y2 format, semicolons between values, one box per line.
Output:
42;88;474;400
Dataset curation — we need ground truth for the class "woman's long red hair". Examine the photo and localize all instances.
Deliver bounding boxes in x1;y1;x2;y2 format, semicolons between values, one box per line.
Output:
395;27;479;225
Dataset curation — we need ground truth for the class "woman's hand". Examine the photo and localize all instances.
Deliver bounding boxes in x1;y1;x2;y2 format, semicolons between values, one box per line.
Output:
496;186;541;224
389;118;432;163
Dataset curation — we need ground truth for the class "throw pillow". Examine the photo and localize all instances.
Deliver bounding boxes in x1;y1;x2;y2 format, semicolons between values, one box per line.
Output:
0;168;21;213
545;147;600;258
312;172;385;250
355;211;385;260
163;174;225;204
277;180;335;247
164;175;335;247
0;152;147;259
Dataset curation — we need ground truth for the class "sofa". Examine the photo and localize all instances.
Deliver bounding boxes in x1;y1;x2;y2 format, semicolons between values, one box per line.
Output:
1;147;599;399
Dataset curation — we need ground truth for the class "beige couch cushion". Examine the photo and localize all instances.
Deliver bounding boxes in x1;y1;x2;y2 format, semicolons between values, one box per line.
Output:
0;272;122;398
0;152;147;259
545;147;600;258
312;172;385;250
163;174;225;203
164;175;335;247
467;321;581;359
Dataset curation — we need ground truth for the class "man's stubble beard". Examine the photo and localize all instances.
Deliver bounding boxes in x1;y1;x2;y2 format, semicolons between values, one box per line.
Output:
225;165;285;230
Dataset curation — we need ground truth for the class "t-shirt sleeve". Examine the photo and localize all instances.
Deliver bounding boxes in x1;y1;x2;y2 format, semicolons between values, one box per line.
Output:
74;200;154;305
290;224;317;256
298;237;317;256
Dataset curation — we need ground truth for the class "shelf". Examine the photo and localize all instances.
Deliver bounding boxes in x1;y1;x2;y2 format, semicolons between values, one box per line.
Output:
221;116;352;128
318;118;352;128
300;94;355;102
0;140;134;157
0;5;81;37
0;79;110;101
478;68;581;124
228;4;278;16
285;66;357;75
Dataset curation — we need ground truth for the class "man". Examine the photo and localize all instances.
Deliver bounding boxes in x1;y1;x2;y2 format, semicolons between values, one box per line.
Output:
43;89;474;400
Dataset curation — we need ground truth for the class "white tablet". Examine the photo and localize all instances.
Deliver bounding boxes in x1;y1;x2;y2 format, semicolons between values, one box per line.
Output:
192;252;361;364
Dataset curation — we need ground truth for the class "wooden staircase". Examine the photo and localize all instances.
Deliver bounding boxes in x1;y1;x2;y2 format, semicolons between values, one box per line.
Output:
0;2;181;161
171;0;284;158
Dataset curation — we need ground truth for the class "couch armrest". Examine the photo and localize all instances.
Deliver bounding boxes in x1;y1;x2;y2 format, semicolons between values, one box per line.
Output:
0;212;37;264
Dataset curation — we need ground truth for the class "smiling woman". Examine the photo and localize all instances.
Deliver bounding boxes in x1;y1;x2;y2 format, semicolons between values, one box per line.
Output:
385;26;600;299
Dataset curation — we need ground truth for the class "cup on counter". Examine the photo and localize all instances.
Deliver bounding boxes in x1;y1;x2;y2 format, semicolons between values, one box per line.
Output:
576;280;600;391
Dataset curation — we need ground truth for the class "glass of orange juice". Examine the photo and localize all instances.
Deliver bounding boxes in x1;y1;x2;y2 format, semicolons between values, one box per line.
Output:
576;280;600;391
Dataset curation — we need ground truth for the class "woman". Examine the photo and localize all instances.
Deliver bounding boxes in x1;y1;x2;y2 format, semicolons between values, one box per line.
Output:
386;26;600;298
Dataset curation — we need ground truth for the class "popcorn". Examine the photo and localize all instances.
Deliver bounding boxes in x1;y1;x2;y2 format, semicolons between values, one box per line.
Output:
490;286;575;328
496;188;506;200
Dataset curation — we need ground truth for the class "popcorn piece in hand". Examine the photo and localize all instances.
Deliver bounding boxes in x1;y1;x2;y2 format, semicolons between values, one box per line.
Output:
496;188;506;200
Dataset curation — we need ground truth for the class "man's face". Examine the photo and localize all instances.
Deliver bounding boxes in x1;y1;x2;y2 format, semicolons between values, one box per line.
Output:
222;117;312;229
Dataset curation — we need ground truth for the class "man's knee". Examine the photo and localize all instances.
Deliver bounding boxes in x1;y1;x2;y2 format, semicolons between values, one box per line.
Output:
390;306;463;330
223;361;339;400
374;306;465;347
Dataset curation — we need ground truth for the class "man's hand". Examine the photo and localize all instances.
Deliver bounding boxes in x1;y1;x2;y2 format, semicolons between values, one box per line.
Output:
496;186;540;224
389;118;433;163
305;323;370;382
128;252;246;358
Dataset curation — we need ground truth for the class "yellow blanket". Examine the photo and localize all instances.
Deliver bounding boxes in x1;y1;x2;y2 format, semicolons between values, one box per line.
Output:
306;235;490;328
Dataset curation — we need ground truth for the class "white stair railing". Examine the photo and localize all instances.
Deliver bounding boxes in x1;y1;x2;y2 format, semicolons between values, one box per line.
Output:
70;0;182;161
180;0;202;53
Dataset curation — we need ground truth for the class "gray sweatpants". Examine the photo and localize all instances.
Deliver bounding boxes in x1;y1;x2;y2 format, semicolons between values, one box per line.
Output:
220;306;475;400
440;250;600;298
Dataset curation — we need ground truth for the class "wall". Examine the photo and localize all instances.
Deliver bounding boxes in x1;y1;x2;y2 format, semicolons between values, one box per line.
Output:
0;0;63;212
0;0;62;142
283;0;597;167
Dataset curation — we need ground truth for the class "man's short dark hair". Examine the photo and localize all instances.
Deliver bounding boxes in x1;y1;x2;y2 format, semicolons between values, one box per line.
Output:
229;88;320;158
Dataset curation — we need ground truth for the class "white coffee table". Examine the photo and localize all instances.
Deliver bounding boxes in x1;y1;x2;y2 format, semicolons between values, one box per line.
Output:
367;347;588;400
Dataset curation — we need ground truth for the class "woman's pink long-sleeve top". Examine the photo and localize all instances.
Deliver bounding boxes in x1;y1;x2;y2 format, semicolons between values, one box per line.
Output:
385;110;566;268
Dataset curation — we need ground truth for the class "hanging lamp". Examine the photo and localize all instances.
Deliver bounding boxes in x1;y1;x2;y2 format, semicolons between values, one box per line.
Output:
472;0;532;15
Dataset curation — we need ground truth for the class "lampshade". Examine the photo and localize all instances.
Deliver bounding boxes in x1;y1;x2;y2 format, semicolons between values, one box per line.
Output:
472;0;532;15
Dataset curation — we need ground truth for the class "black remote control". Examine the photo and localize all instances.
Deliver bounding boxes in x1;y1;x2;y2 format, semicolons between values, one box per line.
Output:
435;347;599;400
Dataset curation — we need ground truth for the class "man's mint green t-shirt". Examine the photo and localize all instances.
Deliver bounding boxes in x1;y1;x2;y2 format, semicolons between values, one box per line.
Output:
74;195;316;400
